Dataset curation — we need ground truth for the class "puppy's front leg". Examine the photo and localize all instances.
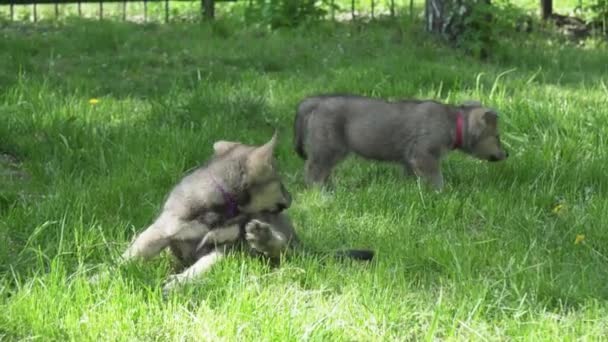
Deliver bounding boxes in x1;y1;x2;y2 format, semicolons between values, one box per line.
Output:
409;153;444;190
162;246;226;294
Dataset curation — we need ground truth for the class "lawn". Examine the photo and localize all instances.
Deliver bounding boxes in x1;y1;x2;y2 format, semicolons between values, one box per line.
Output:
1;7;608;341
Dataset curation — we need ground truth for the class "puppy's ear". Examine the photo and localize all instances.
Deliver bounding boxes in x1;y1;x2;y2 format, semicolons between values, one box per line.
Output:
246;132;278;179
468;108;487;139
469;108;499;138
213;141;240;156
483;109;498;128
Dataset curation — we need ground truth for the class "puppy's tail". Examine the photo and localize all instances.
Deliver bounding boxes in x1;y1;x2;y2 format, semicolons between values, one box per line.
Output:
332;249;375;261
295;246;375;262
294;97;319;160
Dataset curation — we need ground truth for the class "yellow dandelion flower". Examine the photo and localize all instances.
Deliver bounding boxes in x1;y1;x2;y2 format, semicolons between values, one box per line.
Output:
575;234;585;245
89;98;100;105
552;203;565;214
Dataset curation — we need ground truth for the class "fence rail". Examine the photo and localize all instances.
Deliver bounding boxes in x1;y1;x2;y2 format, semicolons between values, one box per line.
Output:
0;0;237;22
0;0;418;23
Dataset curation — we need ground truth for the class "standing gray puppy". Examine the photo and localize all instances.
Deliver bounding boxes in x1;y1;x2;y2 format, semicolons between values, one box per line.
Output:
294;94;509;189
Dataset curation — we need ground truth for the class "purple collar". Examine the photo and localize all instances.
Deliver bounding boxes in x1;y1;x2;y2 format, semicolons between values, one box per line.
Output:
211;178;239;219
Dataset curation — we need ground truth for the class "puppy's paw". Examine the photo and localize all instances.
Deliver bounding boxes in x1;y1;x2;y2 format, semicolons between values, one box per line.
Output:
245;219;286;257
245;220;273;244
162;274;183;296
87;264;113;285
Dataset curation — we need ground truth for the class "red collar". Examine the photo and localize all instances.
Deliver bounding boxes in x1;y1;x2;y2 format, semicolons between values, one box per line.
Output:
452;112;464;149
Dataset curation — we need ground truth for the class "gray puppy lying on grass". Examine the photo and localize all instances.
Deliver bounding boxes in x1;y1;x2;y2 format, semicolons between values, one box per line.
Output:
99;133;373;294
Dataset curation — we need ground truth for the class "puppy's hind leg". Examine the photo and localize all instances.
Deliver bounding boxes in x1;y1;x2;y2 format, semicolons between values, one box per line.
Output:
305;149;347;186
304;123;348;187
90;216;173;284
120;213;176;263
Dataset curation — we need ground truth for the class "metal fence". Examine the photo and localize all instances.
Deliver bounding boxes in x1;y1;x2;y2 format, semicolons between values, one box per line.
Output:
0;0;233;22
0;0;419;24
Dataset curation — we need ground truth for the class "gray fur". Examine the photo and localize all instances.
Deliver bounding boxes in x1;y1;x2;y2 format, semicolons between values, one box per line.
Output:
118;134;293;292
294;94;508;189
111;134;372;294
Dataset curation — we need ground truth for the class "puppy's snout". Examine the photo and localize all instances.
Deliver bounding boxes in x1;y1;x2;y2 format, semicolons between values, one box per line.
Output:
272;198;290;213
489;150;508;162
276;203;288;212
281;185;292;209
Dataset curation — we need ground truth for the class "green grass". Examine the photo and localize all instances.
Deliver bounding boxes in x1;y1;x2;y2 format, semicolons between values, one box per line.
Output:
1;10;608;341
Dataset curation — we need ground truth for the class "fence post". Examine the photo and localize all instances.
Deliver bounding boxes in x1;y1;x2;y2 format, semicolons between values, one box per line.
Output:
540;0;552;20
10;4;14;20
123;1;127;20
371;0;374;19
165;0;169;22
144;0;148;21
33;4;37;22
390;0;394;18
99;2;103;20
410;0;413;19
351;0;355;20
203;0;214;19
78;1;81;16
